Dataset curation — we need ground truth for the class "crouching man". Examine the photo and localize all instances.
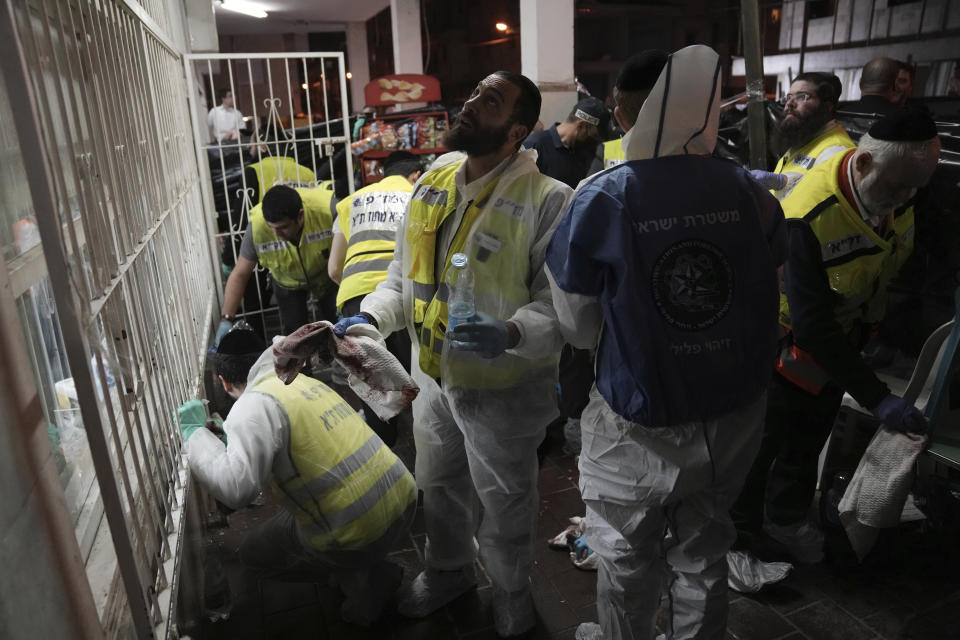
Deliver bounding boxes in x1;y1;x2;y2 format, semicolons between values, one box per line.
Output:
179;328;416;625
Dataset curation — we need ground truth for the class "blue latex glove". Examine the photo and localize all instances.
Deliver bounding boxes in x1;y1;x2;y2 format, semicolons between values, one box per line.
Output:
448;311;511;358
333;314;370;337
871;394;927;434
215;320;233;346
178;399;207;442
572;534;593;561
748;169;787;191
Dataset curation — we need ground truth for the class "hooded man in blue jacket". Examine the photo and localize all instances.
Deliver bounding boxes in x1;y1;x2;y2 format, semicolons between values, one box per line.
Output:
546;46;787;640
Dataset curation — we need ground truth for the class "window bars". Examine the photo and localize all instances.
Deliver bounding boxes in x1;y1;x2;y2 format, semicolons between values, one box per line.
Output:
1;0;213;636
185;52;354;336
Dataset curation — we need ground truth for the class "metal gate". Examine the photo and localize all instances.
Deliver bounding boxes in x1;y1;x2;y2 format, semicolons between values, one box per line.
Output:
0;0;212;637
184;52;354;335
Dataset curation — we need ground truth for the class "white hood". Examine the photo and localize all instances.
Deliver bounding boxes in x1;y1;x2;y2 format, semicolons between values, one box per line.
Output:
622;44;722;162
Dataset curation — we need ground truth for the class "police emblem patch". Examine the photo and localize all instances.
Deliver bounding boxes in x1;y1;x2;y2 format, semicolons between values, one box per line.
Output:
652;240;733;330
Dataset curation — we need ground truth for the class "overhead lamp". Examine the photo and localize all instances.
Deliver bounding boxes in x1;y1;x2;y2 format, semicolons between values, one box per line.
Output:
495;22;508;32
346;72;353;79
301;83;308;90
218;0;268;19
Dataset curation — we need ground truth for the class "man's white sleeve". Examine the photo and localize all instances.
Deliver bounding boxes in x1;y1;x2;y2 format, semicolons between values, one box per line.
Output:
506;183;573;360
185;392;285;509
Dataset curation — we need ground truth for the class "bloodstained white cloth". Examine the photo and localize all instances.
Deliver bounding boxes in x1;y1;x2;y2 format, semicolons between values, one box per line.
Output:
838;427;927;560
273;321;418;420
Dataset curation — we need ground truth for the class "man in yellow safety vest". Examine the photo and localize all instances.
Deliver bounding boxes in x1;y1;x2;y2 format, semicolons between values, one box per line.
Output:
733;109;940;564
179;328;416;625
334;71;572;637
217;184;336;343
326;150;422;445
749;72;855;200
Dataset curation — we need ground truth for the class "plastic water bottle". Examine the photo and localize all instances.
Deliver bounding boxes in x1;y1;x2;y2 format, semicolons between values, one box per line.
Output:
446;253;476;331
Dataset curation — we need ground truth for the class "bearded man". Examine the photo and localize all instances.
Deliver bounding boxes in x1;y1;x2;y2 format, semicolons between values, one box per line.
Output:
334;71;572;637
732;109;940;563
750;72;855;200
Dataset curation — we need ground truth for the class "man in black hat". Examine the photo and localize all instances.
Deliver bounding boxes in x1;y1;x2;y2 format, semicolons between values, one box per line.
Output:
178;327;416;625
522;96;610;188
733;109;941;563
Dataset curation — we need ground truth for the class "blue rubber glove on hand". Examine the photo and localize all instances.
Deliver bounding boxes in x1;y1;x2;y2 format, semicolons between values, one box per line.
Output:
871;394;927;434
571;534;593;561
215;320;234;347
177;399;207;442
448;311;511;358
749;169;787;191
333;314;370;337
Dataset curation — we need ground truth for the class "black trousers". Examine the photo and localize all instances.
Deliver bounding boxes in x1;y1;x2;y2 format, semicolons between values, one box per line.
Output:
340;295;412;447
732;372;844;533
273;283;337;336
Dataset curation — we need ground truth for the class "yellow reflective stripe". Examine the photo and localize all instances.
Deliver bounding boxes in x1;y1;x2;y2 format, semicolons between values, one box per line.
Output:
322;458;411;532
306;467;416;549
342;258;393;281
283;435;382;501
303;229;333;243
350;229;397;244
412;281;436;304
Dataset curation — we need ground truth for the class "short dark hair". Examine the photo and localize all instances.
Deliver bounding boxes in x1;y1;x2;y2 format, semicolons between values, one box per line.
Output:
261;185;303;223
613;50;669;128
860;57;900;94
897;60;916;79
792;71;843;114
217;87;232;103
383;150;421;178
214;329;265;385
492;70;541;135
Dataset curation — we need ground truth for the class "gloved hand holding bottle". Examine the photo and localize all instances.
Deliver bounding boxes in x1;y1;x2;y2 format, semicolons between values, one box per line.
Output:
870;393;927;434
448;311;514;358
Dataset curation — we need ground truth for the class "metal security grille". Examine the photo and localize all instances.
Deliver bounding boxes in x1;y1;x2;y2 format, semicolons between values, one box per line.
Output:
0;0;212;636
185;52;353;335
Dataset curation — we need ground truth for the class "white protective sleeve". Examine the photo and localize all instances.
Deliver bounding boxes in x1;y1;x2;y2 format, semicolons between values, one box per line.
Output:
545;266;603;351
505;184;573;360
185;348;286;509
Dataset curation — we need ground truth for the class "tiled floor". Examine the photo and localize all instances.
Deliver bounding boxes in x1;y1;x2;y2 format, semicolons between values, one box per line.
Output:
194;417;960;640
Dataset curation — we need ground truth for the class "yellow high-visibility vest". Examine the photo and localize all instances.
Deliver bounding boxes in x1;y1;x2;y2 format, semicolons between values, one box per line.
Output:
250;186;334;292
405;160;558;386
335;174;412;309
775;150;914;392
248;157;317;203
773;122;854;199
251;374;416;550
602;138;625;169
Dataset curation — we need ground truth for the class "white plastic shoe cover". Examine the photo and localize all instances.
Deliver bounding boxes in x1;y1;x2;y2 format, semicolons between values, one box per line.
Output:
492;587;536;637
763;519;824;564
396;566;477;618
726;550;793;593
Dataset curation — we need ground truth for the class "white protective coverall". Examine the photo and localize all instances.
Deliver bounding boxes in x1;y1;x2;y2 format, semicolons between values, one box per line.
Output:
548;45;778;639
361;149;571;605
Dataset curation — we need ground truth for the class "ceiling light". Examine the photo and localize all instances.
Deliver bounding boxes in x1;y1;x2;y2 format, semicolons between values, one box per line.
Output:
346;72;353;79
495;22;508;32
301;83;308;90
218;0;268;19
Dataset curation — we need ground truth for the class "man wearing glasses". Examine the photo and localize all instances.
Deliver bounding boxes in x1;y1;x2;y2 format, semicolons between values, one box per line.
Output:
750;73;854;200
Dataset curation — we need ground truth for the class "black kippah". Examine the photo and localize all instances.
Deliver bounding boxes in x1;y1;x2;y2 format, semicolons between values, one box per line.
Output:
217;328;265;356
616;50;670;92
868;108;937;142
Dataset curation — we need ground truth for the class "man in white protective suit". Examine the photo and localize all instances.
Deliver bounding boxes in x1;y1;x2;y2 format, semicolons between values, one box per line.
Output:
546;46;787;640
332;70;572;637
